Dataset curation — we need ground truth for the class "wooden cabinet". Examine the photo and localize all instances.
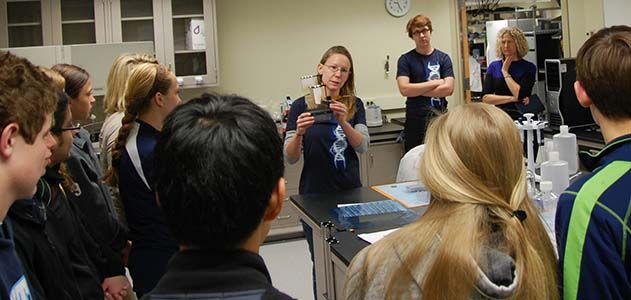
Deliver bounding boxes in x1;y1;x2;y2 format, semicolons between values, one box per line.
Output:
1;0;219;88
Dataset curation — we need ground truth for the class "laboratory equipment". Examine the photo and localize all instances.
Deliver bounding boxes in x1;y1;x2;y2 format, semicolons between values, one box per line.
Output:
545;58;596;129
515;113;547;179
553;125;579;174
365;101;383;127
540;151;569;195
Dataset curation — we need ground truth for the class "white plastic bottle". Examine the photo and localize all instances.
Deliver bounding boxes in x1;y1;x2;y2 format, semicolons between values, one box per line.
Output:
553;125;579;174
540;151;570;195
534;181;558;242
535;181;558;212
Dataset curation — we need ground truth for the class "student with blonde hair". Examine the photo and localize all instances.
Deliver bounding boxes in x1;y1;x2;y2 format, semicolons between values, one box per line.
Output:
104;62;181;298
100;53;158;171
100;53;158;231
345;103;558;300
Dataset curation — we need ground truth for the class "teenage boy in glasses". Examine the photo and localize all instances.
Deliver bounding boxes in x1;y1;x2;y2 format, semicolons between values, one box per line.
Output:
0;51;57;299
397;14;454;153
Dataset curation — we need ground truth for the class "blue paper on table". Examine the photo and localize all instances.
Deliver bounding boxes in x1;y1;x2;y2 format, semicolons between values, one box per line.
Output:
337;200;408;218
516;94;545;114
372;181;431;207
332;200;419;230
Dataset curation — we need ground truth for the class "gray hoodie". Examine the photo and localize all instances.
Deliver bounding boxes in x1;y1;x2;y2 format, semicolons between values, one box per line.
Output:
345;233;517;300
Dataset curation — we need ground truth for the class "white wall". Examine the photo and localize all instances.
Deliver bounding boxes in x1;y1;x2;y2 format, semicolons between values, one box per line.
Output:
181;0;463;113
563;0;604;57
604;0;631;27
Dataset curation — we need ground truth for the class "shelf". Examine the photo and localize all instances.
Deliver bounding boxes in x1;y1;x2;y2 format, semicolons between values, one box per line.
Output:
174;49;206;54
7;0;40;2
172;14;204;19
61;19;95;25
7;22;41;27
121;16;154;22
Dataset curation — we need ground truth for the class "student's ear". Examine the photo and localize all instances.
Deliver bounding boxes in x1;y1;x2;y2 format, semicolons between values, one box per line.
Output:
0;124;19;159
154;92;165;108
574;81;593;108
263;177;286;222
316;64;324;76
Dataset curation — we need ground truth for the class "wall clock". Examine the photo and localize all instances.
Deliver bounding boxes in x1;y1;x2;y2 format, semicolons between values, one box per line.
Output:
386;0;411;17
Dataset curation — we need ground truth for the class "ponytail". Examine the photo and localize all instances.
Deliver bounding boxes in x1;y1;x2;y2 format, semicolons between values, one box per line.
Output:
102;63;172;187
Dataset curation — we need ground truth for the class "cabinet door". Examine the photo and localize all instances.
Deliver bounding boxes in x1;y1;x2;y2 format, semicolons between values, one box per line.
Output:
50;0;105;45
0;0;52;47
365;142;404;186
109;0;161;50
161;0;218;87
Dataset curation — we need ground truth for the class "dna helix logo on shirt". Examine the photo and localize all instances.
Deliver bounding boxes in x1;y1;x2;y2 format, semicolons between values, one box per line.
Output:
330;125;348;170
427;61;442;107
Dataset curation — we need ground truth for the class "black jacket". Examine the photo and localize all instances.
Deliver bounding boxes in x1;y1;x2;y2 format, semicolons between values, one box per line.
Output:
41;166;125;299
9;196;82;300
142;249;295;300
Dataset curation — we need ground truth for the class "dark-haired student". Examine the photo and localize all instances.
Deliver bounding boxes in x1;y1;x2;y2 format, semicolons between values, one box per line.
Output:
10;88;130;299
142;93;294;299
0;51;57;300
52;64;128;259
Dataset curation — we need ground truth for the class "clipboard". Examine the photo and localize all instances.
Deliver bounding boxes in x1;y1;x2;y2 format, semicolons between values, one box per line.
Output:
371;181;431;208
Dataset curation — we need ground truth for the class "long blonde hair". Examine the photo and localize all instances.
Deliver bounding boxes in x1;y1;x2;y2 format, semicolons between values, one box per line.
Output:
103;63;173;187
103;53;158;114
361;103;558;299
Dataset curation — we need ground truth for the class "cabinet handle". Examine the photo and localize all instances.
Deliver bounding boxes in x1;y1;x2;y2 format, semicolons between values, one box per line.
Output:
370;153;374;167
277;215;291;220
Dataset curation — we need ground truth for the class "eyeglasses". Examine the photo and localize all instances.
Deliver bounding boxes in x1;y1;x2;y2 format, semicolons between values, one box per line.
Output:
325;64;351;75
60;122;81;132
412;28;431;37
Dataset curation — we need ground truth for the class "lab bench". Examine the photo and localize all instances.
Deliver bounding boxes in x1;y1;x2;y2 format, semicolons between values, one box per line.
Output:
289;187;426;300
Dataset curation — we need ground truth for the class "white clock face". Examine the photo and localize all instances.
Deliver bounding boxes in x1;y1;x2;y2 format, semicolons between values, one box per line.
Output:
386;0;410;17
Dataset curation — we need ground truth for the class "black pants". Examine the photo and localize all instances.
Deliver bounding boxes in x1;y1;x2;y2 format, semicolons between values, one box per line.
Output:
404;104;446;153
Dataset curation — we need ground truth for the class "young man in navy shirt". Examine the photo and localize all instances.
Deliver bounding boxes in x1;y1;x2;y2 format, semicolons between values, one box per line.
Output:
397;14;454;152
556;26;631;300
144;93;294;299
0;51;57;299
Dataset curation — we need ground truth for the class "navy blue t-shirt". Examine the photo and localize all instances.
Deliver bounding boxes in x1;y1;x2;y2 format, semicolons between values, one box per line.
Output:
482;59;536;118
0;219;32;300
286;96;366;194
396;49;454;119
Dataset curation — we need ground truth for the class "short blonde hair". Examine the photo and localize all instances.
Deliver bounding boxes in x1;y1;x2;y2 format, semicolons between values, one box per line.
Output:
496;27;529;59
103;53;158;114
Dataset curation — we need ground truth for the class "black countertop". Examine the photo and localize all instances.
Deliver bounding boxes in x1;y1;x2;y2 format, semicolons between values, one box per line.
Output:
366;122;404;136
290;187;421;267
290;187;386;227
391;117;406;126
